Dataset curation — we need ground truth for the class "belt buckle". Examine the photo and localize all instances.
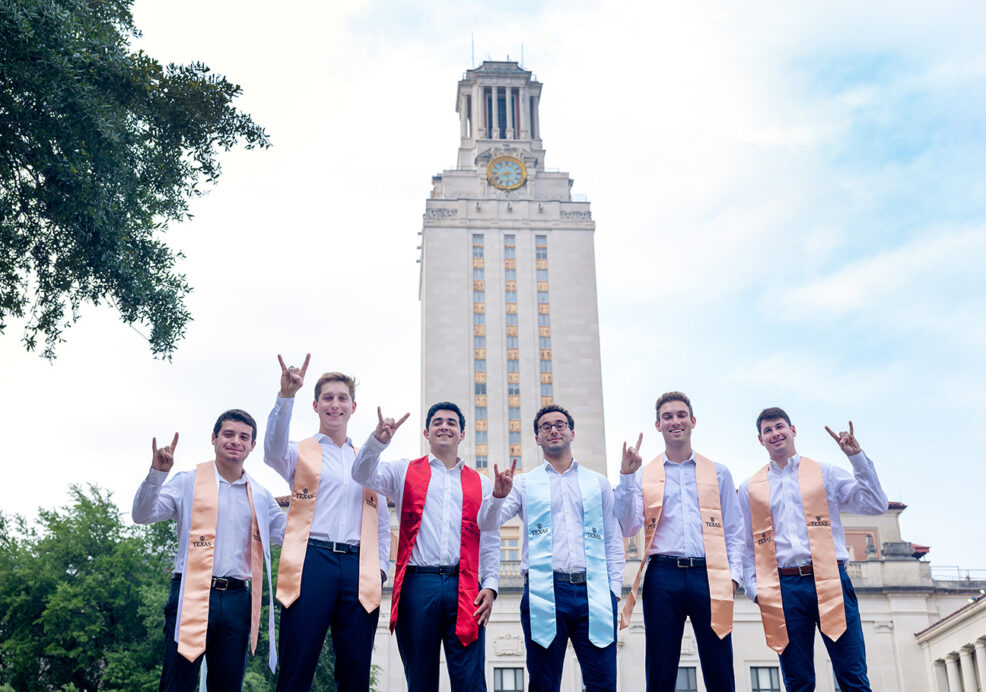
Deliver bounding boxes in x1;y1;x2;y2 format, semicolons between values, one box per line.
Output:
332;542;348;553
798;564;812;577
439;565;454;576
676;556;693;568
212;577;229;591
572;572;586;584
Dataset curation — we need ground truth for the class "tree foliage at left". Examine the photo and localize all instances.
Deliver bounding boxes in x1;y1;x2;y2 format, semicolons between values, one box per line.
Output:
0;486;177;690
0;0;270;359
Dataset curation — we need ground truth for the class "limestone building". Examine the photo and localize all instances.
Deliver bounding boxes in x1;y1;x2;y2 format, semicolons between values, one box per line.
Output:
367;62;986;692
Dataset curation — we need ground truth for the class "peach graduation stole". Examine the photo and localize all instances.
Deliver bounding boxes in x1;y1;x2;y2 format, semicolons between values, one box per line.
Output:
276;438;381;612
178;462;263;661
620;454;733;637
748;456;846;653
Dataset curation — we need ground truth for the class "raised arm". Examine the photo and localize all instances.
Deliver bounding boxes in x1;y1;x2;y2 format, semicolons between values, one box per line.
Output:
132;433;181;524
825;421;888;514
351;407;410;502
263;353;310;481
614;434;644;537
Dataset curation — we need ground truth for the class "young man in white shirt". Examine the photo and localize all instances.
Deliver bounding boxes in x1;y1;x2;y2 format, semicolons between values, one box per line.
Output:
263;355;390;692
352;402;499;692
490;404;624;692
614;391;745;692
133;409;285;691
738;407;888;692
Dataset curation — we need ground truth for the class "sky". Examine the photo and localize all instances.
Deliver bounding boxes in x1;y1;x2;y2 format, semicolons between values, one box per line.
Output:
2;1;984;573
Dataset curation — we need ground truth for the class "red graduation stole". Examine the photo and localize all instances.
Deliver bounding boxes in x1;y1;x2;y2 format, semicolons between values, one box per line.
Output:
389;455;483;646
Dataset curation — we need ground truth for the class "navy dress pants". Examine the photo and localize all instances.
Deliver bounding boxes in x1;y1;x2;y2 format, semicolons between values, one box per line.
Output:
394;571;487;692
641;561;734;692
276;545;379;692
777;565;871;692
160;577;251;692
519;578;618;692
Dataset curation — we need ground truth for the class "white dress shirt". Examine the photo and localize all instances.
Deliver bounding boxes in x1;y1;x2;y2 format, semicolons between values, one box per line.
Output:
737;451;888;601
488;460;625;597
132;462;286;580
613;453;746;586
351;434;500;592
264;397;391;575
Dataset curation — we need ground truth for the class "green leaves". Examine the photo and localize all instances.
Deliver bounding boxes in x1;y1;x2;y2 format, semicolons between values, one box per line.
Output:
0;0;270;358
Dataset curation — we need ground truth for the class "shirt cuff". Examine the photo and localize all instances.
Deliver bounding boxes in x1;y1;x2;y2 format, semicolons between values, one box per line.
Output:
848;450;869;470
481;576;499;591
619;472;637;489
275;396;295;409
363;433;388;454
610;581;622;598
145;468;169;485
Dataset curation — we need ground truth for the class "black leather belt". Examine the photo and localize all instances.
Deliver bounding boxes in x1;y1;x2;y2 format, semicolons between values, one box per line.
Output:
650;554;707;568
172;574;248;590
779;561;846;577
308;538;360;554
406;565;459;575
553;571;587;584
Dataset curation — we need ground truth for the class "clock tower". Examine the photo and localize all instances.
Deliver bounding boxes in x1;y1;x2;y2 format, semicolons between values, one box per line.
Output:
419;60;607;481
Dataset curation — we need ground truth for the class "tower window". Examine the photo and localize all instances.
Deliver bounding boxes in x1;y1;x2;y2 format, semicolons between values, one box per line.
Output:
475;335;486;348
508;382;520;396
474;313;485;325
505;246;516;259
509;431;521;444
535;247;547;260
474;291;485;302
504;234;516;246
474;268;485;280
539;337;551;349
538;313;550;326
505;268;516;281
506;313;518;326
508;407;521;419
537;269;548;281
474;360;486;372
537;292;549;303
475;382;487;395
507;359;519;372
473;245;484;258
506;336;519;349
541;383;553;396
505;291;517;304
540;360;551;373
476;455;488;469
475;430;488;443
475;407;487;420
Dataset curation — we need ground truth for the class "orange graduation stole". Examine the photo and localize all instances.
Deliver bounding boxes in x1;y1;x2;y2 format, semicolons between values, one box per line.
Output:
621;454;733;637
277;437;381;611
178;462;263;661
748;456;846;653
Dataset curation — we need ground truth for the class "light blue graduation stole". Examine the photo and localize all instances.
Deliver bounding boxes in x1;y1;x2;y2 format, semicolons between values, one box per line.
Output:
526;462;614;648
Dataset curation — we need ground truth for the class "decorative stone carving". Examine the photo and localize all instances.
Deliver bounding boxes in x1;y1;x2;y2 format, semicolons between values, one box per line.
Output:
494;633;524;656
560;210;591;221
426;207;457;219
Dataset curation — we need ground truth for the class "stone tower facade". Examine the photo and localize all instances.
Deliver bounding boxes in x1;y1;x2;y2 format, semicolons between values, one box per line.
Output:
419;61;607;481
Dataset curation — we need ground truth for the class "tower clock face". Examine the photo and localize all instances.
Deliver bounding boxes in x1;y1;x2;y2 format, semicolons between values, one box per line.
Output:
487;156;527;190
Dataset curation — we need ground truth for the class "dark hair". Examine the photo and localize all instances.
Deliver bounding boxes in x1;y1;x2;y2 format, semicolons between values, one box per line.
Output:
425;401;465;429
213;409;258;442
655;391;693;419
533;404;575;434
756;407;792;433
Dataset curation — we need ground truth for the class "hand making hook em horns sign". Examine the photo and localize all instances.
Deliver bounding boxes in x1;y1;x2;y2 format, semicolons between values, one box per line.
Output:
825;420;862;456
620;432;644;475
374;407;410;444
277;353;311;398
151;432;179;472
492;458;518;499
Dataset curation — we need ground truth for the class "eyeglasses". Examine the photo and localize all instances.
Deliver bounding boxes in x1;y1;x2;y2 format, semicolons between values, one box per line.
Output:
538;421;570;433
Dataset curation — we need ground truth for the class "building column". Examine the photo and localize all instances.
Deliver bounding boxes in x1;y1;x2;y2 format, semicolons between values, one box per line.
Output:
491;85;499;140
975;639;986;692
959;646;977;692
459;93;468;139
519;86;529;138
946;653;964;692
506;87;515;139
934;659;951;692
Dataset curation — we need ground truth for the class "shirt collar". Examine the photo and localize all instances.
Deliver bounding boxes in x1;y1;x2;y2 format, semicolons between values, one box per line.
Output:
428;454;464;471
769;453;800;473
545;459;579;476
212;460;248;486
663;452;696;466
313;433;354;449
